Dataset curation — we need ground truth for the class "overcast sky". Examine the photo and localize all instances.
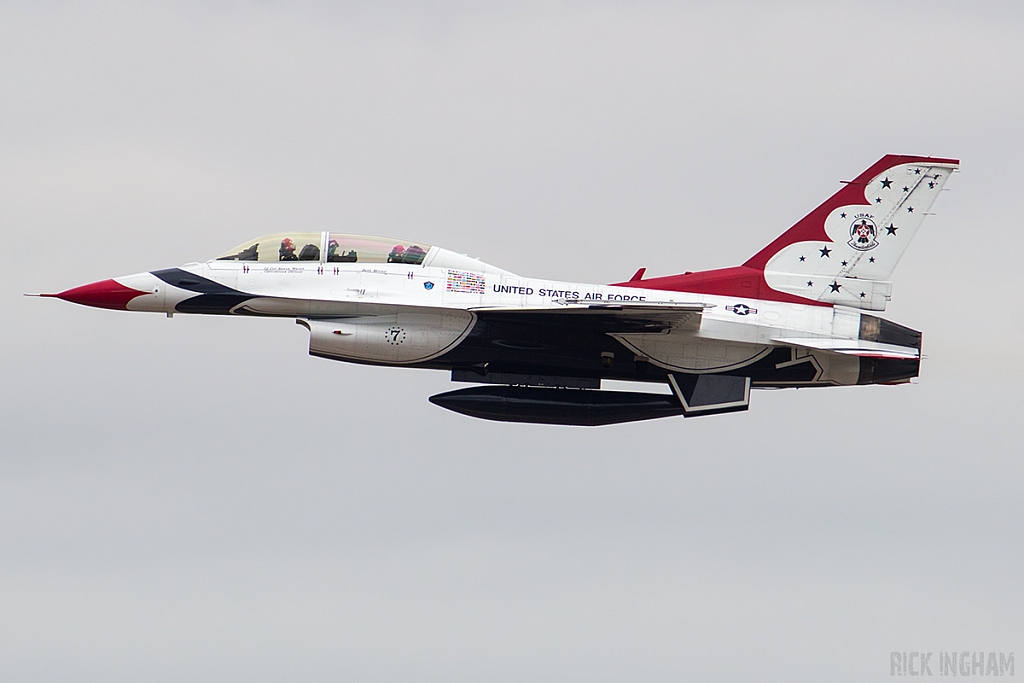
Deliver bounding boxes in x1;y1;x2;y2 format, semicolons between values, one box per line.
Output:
1;2;1022;681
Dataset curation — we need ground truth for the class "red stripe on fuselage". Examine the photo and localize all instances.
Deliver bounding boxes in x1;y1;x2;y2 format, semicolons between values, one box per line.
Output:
612;265;830;305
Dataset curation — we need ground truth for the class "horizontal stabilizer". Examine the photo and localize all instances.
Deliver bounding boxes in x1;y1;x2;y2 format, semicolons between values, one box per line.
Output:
773;337;919;359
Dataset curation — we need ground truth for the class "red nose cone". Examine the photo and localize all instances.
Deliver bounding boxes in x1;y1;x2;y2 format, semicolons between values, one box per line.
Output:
44;279;146;310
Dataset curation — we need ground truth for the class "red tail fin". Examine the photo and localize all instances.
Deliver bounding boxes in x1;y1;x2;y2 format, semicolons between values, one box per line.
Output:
743;154;958;270
614;154;959;311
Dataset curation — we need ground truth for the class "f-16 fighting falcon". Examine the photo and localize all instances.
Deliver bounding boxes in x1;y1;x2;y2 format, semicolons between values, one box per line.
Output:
38;155;957;425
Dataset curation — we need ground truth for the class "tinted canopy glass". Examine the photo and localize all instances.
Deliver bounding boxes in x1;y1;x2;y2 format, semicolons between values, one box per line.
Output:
215;232;432;264
217;232;323;262
326;234;431;264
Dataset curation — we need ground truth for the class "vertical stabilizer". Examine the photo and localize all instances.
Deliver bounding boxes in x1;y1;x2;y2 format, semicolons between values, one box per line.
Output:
750;155;959;310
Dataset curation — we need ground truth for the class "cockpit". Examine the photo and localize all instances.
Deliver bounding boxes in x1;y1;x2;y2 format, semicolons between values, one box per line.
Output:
215;232;433;265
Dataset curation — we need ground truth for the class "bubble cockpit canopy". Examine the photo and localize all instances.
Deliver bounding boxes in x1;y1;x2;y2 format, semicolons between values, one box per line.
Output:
215;232;433;265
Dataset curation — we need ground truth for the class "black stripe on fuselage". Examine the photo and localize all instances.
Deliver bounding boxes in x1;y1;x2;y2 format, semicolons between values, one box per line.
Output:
153;268;243;295
152;268;254;314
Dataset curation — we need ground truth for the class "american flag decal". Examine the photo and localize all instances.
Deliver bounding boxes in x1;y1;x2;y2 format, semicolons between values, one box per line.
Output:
446;270;485;294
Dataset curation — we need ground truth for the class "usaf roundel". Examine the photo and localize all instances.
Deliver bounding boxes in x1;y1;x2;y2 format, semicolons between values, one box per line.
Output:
848;216;879;251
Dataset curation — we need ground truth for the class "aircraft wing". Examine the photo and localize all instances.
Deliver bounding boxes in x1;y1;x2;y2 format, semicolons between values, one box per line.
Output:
772;337;920;359
469;301;708;333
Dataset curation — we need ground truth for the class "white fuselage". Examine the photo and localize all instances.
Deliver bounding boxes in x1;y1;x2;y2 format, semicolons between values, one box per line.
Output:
116;244;866;386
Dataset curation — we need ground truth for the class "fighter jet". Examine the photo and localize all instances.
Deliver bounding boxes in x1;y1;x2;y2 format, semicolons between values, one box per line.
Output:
38;154;957;425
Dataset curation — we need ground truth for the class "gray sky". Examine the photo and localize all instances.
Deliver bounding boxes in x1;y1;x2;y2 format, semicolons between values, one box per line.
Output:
1;2;1021;681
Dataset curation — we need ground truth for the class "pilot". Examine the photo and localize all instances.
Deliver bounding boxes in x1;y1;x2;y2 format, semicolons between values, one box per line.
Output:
387;245;406;263
279;238;298;261
404;245;427;264
326;239;340;261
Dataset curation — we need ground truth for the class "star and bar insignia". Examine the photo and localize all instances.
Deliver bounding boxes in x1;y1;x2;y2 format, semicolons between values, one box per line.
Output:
726;303;757;316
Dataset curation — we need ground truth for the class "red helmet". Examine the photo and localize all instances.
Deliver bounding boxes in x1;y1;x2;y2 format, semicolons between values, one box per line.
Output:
281;238;295;249
392;245;405;253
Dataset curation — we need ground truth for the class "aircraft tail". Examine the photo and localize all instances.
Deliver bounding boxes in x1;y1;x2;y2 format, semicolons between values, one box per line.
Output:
747;154;959;310
615;154;959;311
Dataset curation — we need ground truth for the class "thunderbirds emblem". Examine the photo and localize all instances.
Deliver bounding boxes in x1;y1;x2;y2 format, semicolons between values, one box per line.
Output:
848;215;879;251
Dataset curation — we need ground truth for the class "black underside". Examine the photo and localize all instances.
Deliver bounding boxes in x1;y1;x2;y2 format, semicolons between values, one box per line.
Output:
419;311;832;387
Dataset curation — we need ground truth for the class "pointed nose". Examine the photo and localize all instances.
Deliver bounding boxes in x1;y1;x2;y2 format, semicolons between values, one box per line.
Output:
43;278;148;310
